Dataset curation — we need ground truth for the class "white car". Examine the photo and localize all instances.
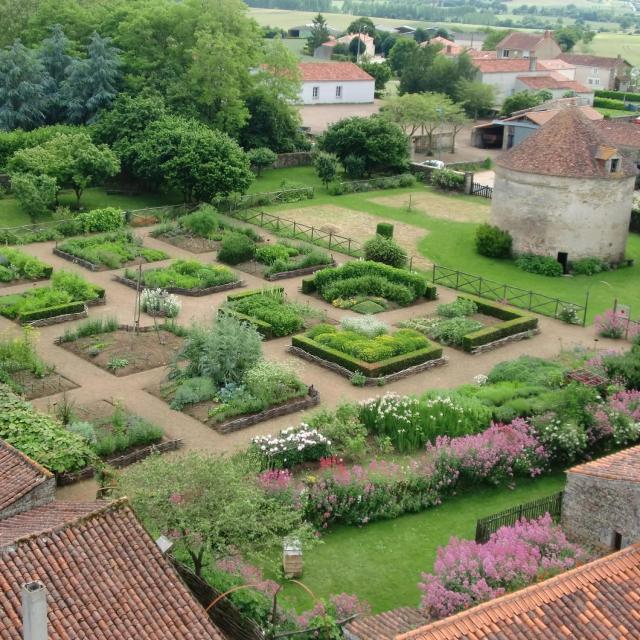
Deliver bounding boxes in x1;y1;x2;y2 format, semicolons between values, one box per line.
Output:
418;159;445;169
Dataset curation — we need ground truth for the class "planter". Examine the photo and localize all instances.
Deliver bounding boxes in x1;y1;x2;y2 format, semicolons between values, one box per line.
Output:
265;259;336;281
466;327;540;355
26;305;88;327
214;388;320;434
55;438;183;486
288;346;448;385
114;274;245;297
53;247;100;271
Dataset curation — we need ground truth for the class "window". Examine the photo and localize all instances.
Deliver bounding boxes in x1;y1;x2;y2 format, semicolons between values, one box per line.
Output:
502;49;510;58
611;158;620;173
312;86;319;99
612;531;623;551
335;85;343;99
592;67;599;76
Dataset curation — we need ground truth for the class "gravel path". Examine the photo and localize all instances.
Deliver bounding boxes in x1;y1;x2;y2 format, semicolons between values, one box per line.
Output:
0;225;622;501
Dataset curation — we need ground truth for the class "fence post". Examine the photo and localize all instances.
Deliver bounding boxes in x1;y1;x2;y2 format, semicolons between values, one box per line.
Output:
260;211;264;227
293;221;296;237
528;291;533;311
328;233;333;250
455;270;460;290
348;238;351;255
582;290;589;327
310;227;314;242
432;264;436;283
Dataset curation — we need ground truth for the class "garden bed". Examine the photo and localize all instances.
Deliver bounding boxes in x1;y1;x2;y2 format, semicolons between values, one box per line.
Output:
54;230;168;271
12;371;78;400
0;247;53;287
221;288;329;339
116;260;244;296
302;260;437;315
400;295;539;353
291;317;444;381
57;324;184;376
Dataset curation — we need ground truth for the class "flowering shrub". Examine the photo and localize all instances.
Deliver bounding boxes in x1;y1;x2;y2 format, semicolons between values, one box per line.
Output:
419;514;586;620
257;468;293;493
595;309;627;339
531;414;588;462
591;390;640;446
215;555;280;597
251;425;332;469
428;419;548;488
140;288;182;318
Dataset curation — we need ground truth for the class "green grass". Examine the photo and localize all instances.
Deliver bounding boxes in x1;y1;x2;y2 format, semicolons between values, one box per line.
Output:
248;166;323;193
277;472;566;613
580;33;640;68
0;187;182;229
596;107;633;118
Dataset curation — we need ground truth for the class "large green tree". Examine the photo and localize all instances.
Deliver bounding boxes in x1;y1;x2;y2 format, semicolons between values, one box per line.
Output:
500;90;550;116
359;61;392;93
306;13;330;54
388;38;419;76
455;79;496;119
39;24;72;123
319;116;409;177
130;115;253;201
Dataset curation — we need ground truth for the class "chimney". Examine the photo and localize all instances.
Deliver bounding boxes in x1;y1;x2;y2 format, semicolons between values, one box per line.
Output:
529;55;537;71
22;582;48;640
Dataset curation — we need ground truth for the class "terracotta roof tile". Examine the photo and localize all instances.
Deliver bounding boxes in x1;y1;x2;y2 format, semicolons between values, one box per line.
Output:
496;31;545;51
397;544;640;640
495;107;636;178
298;62;374;82
345;607;427;639
474;59;564;74
424;37;466;56
516;75;591;93
0;499;224;639
568;444;640;483
558;52;627;69
0;439;52;513
595;120;640;150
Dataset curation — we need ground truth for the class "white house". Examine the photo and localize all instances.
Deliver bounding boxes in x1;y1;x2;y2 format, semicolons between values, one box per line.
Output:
314;34;375;60
298;62;375;105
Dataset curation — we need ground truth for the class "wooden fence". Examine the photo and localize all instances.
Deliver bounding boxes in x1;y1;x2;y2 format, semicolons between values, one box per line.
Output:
214;187;314;213
226;208;364;257
471;182;493;198
431;264;588;325
475;491;564;543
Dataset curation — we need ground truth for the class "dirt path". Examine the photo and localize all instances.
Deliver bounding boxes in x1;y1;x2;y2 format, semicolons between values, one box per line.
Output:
1;225;623;502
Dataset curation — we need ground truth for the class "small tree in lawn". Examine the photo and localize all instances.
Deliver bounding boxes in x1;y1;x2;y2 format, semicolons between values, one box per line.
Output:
314;151;339;187
247;147;277;177
10;173;57;222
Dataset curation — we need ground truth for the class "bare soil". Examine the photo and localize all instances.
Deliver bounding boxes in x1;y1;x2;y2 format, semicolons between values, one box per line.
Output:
12;370;78;400
371;192;490;223
277;204;431;269
153;232;219;254
59;329;183;377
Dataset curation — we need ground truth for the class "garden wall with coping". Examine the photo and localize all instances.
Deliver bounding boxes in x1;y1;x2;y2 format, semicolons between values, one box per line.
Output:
214;387;320;434
273;152;313;168
114;274;245;297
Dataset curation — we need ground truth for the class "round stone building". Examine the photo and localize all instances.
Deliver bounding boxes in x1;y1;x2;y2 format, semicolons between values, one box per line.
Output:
491;108;636;267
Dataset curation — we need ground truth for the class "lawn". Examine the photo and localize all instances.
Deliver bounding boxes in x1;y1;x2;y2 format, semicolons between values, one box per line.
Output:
580;32;640;68
277;472;566;613
596;107;633;118
0;187;182;229
251;168;640;322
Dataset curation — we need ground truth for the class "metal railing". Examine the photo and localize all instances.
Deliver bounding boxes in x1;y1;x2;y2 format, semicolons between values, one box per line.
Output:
471;182;493;198
431;264;588;325
475;491;564;543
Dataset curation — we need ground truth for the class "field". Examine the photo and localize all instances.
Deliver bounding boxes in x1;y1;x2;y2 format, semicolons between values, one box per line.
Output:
581;32;640;68
277;472;566;612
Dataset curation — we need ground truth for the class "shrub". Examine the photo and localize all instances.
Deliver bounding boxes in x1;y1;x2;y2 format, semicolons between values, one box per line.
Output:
602;349;640;390
0;328;49;394
363;235;408;269
226;290;306;337
75;207;124;233
595;309;627;339
141;288;182;317
340;315;389;338
376;223;394;238
179;206;221;237
324;276;415;307
342;153;366;178
475;224;512;259
170;377;217;410
251;424;331;469
0;248;52;281
431;169;464;192
515;254;563;277
217;231;256;265
255;243;297;265
437;298;478;318
487;356;565;387
244;360;307;405
571;256;609;276
247;147;277;176
421;317;484;347
129;260;237;290
557;304;581;325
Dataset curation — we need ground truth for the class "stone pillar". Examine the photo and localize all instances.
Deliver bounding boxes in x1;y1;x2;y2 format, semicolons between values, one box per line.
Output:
464;171;474;195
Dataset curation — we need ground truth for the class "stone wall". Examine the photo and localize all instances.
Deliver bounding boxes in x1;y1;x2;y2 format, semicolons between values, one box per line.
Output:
273;152;313;169
491;165;634;263
561;472;640;549
0;476;55;520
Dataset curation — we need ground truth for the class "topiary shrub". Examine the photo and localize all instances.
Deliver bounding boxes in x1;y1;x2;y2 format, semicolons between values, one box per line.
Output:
217;231;256;265
376;223;394;239
515;254;563;277
364;235;408;269
475;224;512;259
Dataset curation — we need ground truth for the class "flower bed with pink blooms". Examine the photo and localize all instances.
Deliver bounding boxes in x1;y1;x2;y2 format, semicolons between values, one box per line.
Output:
418;514;588;620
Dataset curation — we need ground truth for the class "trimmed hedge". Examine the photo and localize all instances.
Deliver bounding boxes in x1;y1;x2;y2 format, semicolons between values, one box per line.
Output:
292;334;443;377
456;294;538;351
593;97;627;110
595;89;640;102
424;284;437;300
220;308;274;339
18;301;86;323
227;287;284;302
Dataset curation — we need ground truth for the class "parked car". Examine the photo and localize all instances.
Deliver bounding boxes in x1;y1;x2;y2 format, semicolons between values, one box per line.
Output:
418;159;445;169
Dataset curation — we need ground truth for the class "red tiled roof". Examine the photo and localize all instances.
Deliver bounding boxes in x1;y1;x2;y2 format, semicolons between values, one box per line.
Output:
0;499;224;640
506;105;603;126
558;52;628;69
474;58;561;74
496;107;636;178
424;36;465;55
397;544;640;640
0;439;52;512
345;607;427;640
298;62;374;82
595;120;640;150
497;31;545;51
516;74;591;93
468;49;497;59
568;445;640;482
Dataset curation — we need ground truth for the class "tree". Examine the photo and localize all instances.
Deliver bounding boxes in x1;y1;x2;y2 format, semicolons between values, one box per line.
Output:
0;40;49;131
400;49;475;97
9;172;57;222
359;61;392;93
130;115;253;202
306;13;329;55
455;79;496;119
413;28;430;44
118;452;314;577
247;147;276;177
318;116;409;176
482;28;514;51
347;17;376;37
500;90;547;116
240;88;309;153
256;35;302;103
554;25;595;52
63;32;121;124
39;24;72;123
388;38;419;76
349;36;367;59
313;151;339;186
8;132;120;207
380;33;399;57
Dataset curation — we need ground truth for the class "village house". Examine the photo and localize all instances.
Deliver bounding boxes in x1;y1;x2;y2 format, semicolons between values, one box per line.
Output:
513;74;594;104
421;36;466;57
314;33;375;60
496;30;562;60
562;444;640;550
298;62;375;105
558;52;633;90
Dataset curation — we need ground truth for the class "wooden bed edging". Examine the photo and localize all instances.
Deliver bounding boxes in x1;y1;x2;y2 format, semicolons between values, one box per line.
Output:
265;259;336;281
114;274;245;297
